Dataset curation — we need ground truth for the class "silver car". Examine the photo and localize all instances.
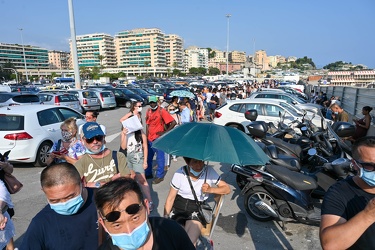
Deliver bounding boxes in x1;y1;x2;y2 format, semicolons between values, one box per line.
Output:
38;92;82;113
91;89;117;110
67;90;100;112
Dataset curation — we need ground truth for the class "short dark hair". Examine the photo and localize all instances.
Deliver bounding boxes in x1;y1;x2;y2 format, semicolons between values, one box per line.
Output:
352;136;375;160
41;162;81;188
363;106;373;113
85;111;99;118
94;177;144;215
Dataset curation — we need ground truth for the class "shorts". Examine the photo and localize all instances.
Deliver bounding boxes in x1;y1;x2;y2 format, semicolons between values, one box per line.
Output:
170;195;206;226
127;150;144;174
209;108;216;115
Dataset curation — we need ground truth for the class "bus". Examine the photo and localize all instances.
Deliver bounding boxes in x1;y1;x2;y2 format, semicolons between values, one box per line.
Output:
53;77;75;86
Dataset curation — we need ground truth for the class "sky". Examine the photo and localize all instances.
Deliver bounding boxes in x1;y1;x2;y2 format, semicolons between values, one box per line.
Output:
1;0;374;69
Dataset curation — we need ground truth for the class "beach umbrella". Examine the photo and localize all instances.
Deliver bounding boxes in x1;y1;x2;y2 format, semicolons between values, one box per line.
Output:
169;90;195;99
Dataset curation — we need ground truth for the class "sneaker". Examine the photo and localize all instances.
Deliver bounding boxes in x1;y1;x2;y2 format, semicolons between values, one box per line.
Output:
164;165;169;172
152;177;164;184
149;202;154;212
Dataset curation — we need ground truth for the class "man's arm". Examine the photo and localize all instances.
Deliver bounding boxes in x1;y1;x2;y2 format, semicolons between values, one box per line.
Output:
320;198;375;250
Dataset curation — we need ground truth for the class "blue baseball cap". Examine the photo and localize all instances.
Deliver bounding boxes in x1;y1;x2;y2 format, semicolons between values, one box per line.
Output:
82;122;104;139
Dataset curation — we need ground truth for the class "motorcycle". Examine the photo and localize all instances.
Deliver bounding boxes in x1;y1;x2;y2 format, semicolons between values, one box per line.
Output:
232;156;355;227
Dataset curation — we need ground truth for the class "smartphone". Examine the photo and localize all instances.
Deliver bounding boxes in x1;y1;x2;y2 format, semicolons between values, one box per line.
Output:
52;151;62;155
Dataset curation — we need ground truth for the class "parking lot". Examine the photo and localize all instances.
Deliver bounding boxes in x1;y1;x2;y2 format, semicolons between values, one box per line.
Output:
9;107;321;249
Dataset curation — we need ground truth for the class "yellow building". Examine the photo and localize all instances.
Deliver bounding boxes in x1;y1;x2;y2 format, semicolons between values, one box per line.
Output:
254;50;270;71
229;50;246;64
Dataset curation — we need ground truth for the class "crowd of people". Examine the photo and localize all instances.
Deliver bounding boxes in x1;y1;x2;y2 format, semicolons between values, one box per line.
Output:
2;83;375;249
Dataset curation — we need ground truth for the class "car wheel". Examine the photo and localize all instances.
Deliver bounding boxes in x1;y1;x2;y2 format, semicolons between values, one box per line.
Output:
125;101;132;108
34;141;52;167
228;124;244;132
244;186;276;222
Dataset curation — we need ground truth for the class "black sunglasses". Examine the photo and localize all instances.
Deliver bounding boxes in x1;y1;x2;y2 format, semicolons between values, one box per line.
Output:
354;159;375;172
102;203;142;222
85;135;104;144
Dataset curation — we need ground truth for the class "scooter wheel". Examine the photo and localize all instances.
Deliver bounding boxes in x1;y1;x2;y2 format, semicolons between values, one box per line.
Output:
236;174;248;190
244;187;276;222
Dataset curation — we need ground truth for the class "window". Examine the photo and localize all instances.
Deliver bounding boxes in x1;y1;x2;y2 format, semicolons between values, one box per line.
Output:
0;115;24;131
38;109;61;126
264;104;283;117
58;108;83;120
239;103;261;114
229;104;241;112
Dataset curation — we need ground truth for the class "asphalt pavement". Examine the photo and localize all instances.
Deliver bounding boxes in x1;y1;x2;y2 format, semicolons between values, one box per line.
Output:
10;107;322;249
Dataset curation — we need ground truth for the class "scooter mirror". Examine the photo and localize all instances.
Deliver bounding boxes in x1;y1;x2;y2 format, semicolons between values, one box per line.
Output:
308;148;317;156
301;126;307;131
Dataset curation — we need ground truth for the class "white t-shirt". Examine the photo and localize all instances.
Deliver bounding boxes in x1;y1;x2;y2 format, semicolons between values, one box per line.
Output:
170;166;221;201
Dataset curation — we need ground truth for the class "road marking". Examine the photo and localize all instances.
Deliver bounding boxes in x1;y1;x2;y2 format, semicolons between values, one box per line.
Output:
106;132;121;143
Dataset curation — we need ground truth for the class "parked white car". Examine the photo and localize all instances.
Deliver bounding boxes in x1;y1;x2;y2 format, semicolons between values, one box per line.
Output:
213;99;323;133
0;105;85;166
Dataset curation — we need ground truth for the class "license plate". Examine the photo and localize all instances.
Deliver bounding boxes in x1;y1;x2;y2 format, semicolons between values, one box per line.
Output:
92;99;97;103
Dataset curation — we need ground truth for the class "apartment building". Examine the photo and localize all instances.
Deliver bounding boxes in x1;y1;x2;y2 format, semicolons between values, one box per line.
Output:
165;34;184;69
114;28;166;70
209;49;226;63
0;43;49;69
48;50;70;69
70;33;117;68
185;46;208;70
229;51;246;64
254;50;270;71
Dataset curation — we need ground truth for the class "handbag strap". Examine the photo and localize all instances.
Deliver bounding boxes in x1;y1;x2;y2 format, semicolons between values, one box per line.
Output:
183;166;200;206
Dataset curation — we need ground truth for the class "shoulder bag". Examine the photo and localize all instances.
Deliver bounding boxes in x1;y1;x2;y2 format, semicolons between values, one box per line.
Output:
3;172;23;194
183;166;213;225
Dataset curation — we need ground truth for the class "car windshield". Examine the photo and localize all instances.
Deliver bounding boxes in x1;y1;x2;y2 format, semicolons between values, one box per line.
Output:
13;95;40;103
145;89;158;95
121;89;135;95
280;102;303;116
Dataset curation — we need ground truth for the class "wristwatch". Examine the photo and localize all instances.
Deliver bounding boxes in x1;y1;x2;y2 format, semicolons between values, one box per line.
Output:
95;182;101;188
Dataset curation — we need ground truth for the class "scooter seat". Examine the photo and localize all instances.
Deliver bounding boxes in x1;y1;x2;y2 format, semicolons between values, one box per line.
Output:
265;145;301;171
264;137;302;158
266;164;318;191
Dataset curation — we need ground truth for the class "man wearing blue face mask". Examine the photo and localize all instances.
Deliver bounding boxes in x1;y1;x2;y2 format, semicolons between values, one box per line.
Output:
320;136;375;249
20;162;99;249
74;122;131;188
95;177;195;250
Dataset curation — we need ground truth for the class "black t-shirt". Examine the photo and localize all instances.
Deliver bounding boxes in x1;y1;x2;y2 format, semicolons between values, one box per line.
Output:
98;216;195;250
321;176;375;249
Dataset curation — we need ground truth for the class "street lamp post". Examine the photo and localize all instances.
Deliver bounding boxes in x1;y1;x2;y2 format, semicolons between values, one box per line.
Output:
226;14;231;78
18;28;29;82
68;0;81;89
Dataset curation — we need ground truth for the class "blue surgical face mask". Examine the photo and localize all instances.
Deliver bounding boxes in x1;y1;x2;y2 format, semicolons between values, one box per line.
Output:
49;191;84;215
189;166;204;177
334;111;338;115
85;144;106;155
108;212;150;250
359;168;375;186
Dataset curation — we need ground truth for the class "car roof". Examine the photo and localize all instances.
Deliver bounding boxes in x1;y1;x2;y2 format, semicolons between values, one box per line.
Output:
0;104;69;113
226;98;288;104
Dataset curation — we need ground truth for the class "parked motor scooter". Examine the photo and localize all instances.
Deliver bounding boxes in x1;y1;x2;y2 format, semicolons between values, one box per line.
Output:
231;157;354;227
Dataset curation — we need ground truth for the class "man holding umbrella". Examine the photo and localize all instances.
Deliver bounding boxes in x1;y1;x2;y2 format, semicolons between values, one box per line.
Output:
145;96;177;184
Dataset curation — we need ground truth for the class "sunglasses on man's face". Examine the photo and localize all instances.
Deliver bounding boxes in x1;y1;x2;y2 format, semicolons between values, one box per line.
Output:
85;135;104;144
102;203;143;222
353;159;375;172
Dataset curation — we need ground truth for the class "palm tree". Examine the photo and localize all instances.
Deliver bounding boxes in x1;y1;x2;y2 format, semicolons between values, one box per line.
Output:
97;55;105;74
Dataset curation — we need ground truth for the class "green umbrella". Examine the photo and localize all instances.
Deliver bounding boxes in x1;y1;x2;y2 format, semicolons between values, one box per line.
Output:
152;122;269;166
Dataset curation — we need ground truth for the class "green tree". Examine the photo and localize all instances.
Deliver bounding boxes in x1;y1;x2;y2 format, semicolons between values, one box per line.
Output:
197;67;207;75
173;68;181;76
208;67;220;75
189;67;199;75
80;66;91;79
206;48;216;58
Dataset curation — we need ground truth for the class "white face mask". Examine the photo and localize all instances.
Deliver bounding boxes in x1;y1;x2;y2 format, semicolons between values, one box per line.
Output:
137;107;142;112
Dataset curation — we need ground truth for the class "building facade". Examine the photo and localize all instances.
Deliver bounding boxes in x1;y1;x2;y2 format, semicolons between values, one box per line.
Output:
185;47;208;71
165;34;184;70
0;43;49;69
254;50;270;71
229;51;246;64
70;33;117;68
48;50;70;69
328;70;375;86
209;49;226;63
115;28;166;72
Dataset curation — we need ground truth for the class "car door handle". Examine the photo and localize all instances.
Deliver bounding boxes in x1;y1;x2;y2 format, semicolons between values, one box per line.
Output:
47;128;56;132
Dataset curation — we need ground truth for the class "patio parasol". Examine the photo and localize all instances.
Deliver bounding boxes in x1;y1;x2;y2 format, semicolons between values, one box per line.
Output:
152;122;269;166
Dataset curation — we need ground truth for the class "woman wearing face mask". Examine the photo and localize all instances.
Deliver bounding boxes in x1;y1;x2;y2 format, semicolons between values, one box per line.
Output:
164;157;230;246
46;117;86;166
